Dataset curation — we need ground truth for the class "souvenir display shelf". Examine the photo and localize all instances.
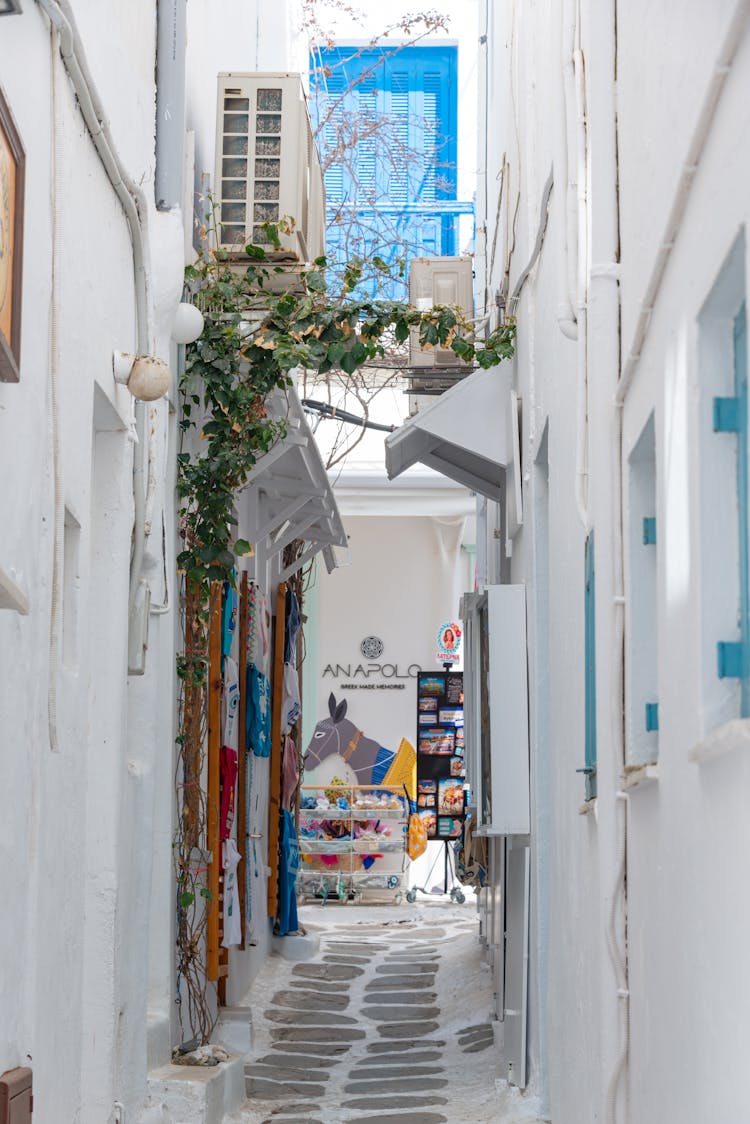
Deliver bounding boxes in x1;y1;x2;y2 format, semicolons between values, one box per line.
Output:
297;784;409;903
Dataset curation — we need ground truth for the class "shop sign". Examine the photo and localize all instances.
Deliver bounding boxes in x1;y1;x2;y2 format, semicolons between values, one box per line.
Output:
436;621;462;663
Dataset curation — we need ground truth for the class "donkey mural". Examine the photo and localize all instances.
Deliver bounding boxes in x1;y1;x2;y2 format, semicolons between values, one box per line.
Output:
304;694;395;789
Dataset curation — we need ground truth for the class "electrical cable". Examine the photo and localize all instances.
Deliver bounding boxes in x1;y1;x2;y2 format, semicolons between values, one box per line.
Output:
301;398;396;432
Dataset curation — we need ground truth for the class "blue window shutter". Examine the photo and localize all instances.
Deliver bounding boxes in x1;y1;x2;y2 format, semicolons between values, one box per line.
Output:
310;44;460;298
642;517;657;545
645;702;659;732
714;302;749;713
583;533;597;800
735;302;749;714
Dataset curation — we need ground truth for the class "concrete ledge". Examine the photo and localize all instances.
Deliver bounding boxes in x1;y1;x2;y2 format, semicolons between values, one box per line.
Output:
215;1007;253;1056
146;1053;245;1124
688;718;750;765
0;567;29;614
620;763;660;791
271;930;320;961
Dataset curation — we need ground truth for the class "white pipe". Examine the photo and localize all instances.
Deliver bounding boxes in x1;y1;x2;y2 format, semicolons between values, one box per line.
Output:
573;10;590;530
36;0;154;626
616;0;750;404
47;29;64;753
606;790;630;1123
556;0;578;339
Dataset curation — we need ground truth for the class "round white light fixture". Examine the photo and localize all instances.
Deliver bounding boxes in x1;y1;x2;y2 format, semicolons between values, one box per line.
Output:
171;301;205;345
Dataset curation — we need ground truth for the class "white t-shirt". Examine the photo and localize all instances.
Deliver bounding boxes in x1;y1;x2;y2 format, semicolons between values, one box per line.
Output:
222;838;242;948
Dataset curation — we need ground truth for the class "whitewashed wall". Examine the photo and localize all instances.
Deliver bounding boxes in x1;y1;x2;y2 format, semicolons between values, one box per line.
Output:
0;4;184;1122
477;0;750;1121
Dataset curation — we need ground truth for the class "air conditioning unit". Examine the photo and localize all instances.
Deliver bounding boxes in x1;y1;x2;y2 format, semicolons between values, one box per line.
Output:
215;73;325;264
409;256;474;369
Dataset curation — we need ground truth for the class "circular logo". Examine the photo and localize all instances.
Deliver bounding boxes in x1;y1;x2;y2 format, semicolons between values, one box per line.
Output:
360;635;384;660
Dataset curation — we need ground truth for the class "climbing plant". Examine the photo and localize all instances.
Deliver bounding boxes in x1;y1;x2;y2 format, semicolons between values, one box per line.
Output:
173;216;515;1041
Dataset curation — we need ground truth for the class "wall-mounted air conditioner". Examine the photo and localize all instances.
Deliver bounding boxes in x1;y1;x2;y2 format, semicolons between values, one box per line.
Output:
409;256;474;369
215;73;325;264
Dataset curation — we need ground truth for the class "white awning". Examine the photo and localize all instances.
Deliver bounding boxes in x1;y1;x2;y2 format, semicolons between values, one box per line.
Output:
385;368;521;524
242;385;348;580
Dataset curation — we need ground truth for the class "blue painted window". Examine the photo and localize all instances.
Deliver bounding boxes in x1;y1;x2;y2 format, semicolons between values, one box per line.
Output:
309;44;462;298
735;303;749;714
713;302;749;710
583;532;597;799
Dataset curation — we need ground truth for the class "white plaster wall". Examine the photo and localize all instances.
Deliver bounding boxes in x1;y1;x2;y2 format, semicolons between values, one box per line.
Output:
186;0;306;222
477;1;750;1120
0;5;184;1122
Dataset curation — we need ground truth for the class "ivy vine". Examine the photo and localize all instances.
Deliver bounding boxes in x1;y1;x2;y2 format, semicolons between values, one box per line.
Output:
173;217;515;1041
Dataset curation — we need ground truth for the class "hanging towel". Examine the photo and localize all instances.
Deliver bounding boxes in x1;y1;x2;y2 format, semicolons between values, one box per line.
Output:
221;838;242;947
220;745;238;840
277;809;300;936
246;663;271;757
222;656;240;751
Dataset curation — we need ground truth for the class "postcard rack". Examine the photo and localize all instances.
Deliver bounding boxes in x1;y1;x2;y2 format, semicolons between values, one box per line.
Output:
297;784;409;903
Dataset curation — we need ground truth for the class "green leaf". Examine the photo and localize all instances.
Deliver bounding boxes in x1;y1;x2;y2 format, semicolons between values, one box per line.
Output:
394;318;409;344
180;892;195;908
234;538;253;557
244;243;267;260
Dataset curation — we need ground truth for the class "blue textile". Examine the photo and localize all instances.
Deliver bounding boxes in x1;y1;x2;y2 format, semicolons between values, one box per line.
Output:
246;664;271;758
371;746;395;785
278;809;300;936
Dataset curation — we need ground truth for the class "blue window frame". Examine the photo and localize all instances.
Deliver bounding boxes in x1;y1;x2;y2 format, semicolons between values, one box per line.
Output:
309;44;461;298
715;302;749;712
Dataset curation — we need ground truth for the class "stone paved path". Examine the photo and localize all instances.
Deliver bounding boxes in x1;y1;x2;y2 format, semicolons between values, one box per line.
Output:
227;902;506;1124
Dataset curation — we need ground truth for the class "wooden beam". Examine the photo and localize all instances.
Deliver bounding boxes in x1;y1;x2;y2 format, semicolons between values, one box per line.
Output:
237;571;248;950
206;583;222;982
267;581;287;919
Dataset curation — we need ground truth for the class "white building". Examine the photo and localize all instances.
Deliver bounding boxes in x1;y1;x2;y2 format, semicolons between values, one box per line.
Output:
0;2;337;1122
387;0;750;1120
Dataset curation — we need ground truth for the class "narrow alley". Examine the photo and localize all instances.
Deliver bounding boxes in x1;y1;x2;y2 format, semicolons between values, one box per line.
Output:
228;901;531;1124
4;1;750;1122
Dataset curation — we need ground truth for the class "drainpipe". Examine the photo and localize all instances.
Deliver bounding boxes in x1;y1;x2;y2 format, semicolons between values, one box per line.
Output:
556;0;578;340
572;1;590;531
36;0;154;658
156;0;187;212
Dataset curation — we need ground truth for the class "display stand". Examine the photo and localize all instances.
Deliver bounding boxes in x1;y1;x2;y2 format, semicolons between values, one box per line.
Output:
297;784;409;902
410;664;467;902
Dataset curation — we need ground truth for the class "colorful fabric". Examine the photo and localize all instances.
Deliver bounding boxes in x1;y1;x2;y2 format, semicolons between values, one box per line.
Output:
277;809;300;936
221;656;240;751
222;579;238;659
221;838;242;947
281;662;301;735
407;812;428;860
284;589;300;665
220;745;238;840
382;738;417;803
281;735;300;810
246;664;271;757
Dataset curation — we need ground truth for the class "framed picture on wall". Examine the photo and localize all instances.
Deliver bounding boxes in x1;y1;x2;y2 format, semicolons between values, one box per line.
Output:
0;86;24;383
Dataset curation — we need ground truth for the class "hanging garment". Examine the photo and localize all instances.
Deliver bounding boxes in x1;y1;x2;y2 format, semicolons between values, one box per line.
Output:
220;745;238;840
247;583;271;678
277;809;300;936
284;588;300;665
222;579;238;659
281;735;300;811
222;655;240;751
246;663;271;757
221;838;242;948
281;662;300;735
